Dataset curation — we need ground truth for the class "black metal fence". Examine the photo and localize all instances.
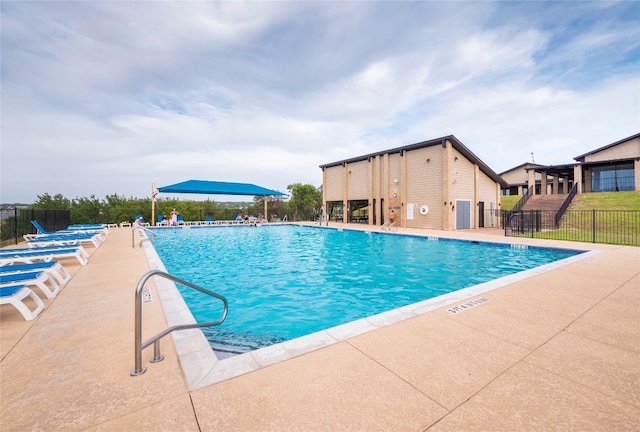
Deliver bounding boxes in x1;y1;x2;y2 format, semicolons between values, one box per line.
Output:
504;209;640;246
479;210;502;228
0;208;71;246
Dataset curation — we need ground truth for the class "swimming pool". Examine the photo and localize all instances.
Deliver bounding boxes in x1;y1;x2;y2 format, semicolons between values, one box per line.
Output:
150;225;583;355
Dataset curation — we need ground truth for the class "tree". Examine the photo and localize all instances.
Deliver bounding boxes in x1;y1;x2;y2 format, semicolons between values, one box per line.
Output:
71;195;104;224
104;194;148;223
287;183;322;221
30;193;71;210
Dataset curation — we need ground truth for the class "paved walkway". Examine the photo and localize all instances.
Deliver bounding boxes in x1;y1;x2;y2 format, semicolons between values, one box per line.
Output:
1;226;638;431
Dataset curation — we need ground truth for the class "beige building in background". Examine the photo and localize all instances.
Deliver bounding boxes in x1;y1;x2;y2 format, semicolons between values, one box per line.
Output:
572;132;640;193
320;135;507;230
499;132;640;197
499;162;546;196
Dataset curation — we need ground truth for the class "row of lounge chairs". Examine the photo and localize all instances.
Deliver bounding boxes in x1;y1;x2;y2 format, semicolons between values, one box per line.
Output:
1;221;105;321
156;217;269;227
23;220;109;248
0;252;84;320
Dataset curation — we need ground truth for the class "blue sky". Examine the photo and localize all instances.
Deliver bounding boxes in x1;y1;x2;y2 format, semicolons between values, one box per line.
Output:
1;1;638;203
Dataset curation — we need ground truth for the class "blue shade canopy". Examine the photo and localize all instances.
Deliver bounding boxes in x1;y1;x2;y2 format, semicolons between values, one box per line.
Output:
157;180;287;196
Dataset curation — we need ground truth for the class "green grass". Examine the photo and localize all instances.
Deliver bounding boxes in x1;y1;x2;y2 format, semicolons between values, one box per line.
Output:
500;195;521;211
509;191;640;246
570;191;640;211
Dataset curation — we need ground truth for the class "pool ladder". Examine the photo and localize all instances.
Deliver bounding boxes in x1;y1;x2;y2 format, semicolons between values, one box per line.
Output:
132;226;156;248
131;270;228;376
381;221;397;232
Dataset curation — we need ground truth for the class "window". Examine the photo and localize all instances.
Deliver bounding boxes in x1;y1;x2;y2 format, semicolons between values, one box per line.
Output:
591;163;634;192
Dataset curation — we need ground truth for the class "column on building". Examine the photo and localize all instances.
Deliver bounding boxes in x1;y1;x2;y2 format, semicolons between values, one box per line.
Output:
442;140;453;230
474;164;480;229
540;171;547;195
635;159;640;192
552;174;559;195
384;153;391;223
527;168;536;195
584;167;592;193
573;164;583;194
368;157;374;226
343;163;349;223
400;150;408;228
322;167;327;219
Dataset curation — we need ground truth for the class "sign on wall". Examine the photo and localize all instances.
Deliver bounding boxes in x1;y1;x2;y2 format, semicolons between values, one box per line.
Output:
407;203;416;220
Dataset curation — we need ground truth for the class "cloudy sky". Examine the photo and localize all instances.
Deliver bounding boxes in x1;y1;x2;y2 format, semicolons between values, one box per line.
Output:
1;1;638;203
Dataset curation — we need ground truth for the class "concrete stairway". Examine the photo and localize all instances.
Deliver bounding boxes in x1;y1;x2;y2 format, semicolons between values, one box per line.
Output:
521;194;568;212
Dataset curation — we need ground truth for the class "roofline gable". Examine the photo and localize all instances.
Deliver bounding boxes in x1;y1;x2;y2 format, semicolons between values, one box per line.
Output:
573;132;640;162
498;162;545;176
319;135;508;187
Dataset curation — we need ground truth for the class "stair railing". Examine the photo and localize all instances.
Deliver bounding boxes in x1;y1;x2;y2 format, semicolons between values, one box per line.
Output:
511;187;533;213
554;183;578;227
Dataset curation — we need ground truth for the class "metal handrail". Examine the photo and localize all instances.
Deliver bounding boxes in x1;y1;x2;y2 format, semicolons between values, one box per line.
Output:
554;183;578;226
131;225;156;248
131;270;228;376
511;187;533;213
381;221;397;232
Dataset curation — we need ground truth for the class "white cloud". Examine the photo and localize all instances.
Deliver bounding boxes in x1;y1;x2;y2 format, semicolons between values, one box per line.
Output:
1;1;638;203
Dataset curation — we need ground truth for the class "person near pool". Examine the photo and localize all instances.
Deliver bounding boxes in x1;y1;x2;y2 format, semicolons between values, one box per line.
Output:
170;208;179;226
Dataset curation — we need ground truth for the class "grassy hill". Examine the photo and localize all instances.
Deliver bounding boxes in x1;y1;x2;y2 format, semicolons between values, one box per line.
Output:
501;191;640;211
570;191;640;210
500;195;521;211
503;191;639;246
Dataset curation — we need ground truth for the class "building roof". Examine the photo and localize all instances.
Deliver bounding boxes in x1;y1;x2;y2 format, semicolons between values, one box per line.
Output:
319;135;508;187
527;163;576;178
157;180;287;196
498;162;545;176
573;132;640;162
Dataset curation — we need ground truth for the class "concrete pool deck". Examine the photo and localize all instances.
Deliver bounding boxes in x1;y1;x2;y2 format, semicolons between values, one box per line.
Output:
1;224;638;431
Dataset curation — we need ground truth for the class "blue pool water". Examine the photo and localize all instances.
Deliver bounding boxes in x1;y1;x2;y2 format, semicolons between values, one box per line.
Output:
151;225;582;354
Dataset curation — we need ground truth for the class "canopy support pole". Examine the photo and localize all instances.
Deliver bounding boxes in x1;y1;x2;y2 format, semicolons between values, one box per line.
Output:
263;196;268;222
151;183;158;226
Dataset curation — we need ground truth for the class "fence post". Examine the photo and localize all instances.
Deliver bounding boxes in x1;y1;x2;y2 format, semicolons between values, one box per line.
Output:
503;211;507;236
13;207;18;244
592;209;596;243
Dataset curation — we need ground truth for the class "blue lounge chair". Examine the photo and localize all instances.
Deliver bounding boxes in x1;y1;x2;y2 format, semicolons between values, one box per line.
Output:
0;284;46;321
0;244;90;255
24;235;102;249
28;221;104;239
67;223;108;230
33;220;109;236
24;224;104;248
0;271;61;299
0;246;89;266
0;261;71;286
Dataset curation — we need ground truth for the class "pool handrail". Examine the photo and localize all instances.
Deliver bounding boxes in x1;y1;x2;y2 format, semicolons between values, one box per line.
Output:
381;221;397;232
131;269;228;376
131;225;156;248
